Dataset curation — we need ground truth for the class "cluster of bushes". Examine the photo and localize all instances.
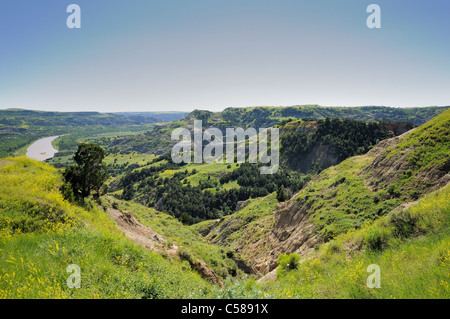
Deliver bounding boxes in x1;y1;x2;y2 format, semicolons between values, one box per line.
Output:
219;163;309;191
117;153;183;187
152;178;274;224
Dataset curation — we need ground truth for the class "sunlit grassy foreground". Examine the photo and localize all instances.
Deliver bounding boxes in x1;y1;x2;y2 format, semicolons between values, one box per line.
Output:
241;184;450;299
0;157;211;298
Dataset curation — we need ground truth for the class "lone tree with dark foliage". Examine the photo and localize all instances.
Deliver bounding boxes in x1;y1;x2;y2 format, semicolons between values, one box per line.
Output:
63;143;108;200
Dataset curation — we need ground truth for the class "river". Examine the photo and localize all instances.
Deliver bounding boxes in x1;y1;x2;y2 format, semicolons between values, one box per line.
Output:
26;135;61;161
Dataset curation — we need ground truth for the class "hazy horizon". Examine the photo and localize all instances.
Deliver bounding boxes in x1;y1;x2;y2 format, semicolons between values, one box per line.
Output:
1;1;449;113
1;104;450;115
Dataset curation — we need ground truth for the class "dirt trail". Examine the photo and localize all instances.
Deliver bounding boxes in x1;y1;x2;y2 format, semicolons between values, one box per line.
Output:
106;207;168;253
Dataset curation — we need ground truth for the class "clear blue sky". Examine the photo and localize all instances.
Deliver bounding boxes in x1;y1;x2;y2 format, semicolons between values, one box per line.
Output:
0;0;449;112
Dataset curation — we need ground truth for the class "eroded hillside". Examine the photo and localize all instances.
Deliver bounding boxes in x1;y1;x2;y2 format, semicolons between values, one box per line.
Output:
198;110;450;274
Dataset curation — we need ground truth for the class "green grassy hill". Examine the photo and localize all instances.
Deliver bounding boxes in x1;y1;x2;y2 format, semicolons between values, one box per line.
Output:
194;110;450;299
251;183;449;298
0;157;215;298
197;109;449;275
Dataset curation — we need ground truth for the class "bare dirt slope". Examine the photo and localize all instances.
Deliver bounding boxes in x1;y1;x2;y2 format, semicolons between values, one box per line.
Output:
106;206;168;253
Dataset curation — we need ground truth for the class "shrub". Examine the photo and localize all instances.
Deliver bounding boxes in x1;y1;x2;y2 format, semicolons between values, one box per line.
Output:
364;227;391;251
390;209;416;238
277;253;300;271
276;185;289;202
387;184;400;198
178;247;195;265
60;183;75;202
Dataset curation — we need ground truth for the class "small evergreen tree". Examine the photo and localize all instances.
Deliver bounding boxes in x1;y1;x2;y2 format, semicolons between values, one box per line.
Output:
276;185;288;202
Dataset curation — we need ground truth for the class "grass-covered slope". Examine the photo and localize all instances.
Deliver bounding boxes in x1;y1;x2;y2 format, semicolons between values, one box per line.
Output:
204;109;449;274
304;109;448;235
366;108;450;195
260;183;450;298
0;157;212;298
102;196;249;280
192;193;279;267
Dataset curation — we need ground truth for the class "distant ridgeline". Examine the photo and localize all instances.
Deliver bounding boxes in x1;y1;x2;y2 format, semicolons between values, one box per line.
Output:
183;105;449;128
1;105;448;161
115;112;189;123
0;109;160;126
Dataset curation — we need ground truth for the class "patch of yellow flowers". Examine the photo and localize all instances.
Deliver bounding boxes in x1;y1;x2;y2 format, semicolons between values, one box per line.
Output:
0;255;67;299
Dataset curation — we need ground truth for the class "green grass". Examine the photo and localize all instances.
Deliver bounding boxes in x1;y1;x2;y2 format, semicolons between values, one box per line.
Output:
157;162;240;187
103;152;156;166
266;184;450;298
385;109;449;170
105;197;242;280
0;228;211;298
192;192;278;263
218;184;450;299
289;154;402;240
13;142;33;157
0;157;213;298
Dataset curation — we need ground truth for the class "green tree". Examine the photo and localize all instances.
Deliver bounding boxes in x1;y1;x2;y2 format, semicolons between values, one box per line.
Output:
121;184;135;201
276;185;288;202
63;143;108;200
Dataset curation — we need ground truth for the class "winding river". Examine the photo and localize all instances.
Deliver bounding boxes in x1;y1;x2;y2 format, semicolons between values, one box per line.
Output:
26;136;60;161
